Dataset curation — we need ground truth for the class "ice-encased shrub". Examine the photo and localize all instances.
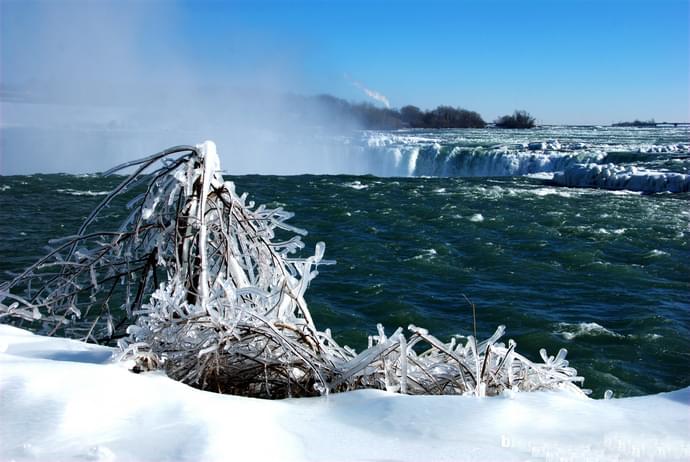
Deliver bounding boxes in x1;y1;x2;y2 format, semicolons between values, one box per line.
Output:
0;141;585;398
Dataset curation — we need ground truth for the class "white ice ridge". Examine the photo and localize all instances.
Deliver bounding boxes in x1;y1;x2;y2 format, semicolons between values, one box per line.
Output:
553;163;690;193
1;325;688;462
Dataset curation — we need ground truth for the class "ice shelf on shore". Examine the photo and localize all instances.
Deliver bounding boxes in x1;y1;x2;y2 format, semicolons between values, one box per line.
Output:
1;325;688;462
553;163;690;193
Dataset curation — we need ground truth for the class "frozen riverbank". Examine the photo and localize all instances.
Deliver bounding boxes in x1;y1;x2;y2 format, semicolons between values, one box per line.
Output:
1;325;688;461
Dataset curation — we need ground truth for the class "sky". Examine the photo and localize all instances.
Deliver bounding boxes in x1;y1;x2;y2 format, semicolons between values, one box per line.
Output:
1;0;688;125
0;0;689;174
180;0;690;125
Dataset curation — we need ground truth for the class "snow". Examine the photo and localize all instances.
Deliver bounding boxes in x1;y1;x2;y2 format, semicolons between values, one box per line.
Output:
1;324;689;462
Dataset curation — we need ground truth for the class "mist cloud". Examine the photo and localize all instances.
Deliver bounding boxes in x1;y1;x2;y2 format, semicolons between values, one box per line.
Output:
0;0;359;175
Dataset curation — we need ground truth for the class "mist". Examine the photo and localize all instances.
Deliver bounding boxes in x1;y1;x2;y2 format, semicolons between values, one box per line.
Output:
0;0;361;175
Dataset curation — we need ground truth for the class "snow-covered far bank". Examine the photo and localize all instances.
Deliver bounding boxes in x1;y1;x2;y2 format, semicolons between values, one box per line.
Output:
0;325;688;462
553;163;690;193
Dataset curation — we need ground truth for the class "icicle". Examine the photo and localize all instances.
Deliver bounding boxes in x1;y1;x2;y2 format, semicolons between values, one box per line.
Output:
399;333;408;394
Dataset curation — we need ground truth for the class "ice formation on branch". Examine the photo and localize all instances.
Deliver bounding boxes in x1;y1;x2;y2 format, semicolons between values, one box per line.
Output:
0;141;585;398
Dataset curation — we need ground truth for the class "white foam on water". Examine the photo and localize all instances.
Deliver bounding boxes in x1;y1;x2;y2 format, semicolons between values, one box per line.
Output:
409;248;438;261
603;189;644;196
469;213;484;222
56;188;111;196
530;187;573;198
342;181;369;190
556;322;624;340
526;172;555;180
645;249;670;258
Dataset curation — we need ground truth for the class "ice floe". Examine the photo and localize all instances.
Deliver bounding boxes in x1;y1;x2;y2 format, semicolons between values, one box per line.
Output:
553;163;690;193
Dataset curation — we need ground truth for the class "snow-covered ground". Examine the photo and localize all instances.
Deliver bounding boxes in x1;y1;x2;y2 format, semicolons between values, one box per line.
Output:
0;324;688;461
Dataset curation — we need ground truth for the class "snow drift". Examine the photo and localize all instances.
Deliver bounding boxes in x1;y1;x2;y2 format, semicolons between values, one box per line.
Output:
1;325;689;462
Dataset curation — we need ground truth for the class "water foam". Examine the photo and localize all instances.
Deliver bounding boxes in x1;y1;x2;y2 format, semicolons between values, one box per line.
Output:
556;322;623;340
56;188;111;196
408;248;438;261
530;187;573;198
342;181;369;190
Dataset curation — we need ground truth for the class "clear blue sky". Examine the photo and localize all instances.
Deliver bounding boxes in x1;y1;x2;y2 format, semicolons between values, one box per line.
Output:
2;0;689;124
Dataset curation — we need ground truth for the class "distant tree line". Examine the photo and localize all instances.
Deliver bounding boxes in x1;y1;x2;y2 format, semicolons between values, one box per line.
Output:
287;93;537;130
612;119;657;127
303;94;486;129
494;110;536;129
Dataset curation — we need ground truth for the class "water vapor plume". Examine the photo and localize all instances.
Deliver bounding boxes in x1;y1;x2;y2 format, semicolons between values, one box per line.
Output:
0;0;360;175
345;74;391;108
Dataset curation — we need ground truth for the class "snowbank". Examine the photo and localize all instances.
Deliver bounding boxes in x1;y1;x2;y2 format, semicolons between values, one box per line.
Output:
1;325;688;461
553;163;690;193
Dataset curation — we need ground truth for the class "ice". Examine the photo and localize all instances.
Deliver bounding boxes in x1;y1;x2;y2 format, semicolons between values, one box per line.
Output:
1;325;688;462
357;132;606;177
553;163;690;193
351;128;690;179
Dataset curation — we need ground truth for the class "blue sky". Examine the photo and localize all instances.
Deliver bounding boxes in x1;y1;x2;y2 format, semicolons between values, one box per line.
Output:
2;0;689;124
